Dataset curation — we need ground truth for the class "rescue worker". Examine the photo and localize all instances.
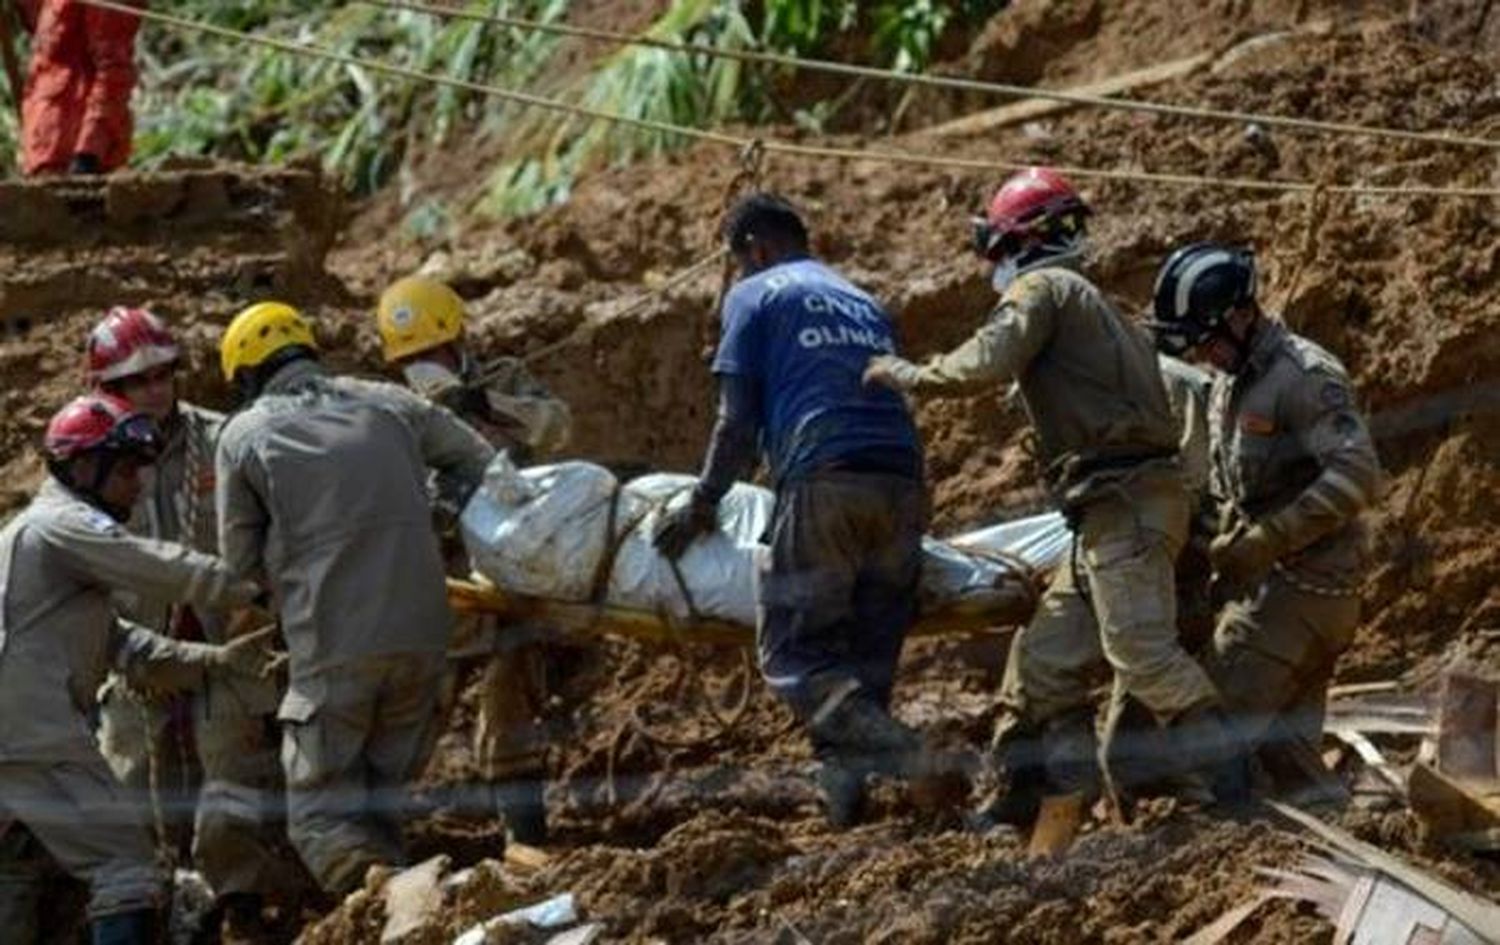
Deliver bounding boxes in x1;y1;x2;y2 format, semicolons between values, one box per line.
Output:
215;302;495;896
377;276;571;463
0;393;271;945
84;307;292;939
1099;352;1219;814
1148;242;1382;804
652;193;939;828
864;168;1246;826
375;276;571;845
14;0;144;176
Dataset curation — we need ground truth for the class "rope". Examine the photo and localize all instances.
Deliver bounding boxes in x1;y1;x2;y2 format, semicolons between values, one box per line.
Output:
520;247;726;365
78;0;1500;200
364;0;1500;153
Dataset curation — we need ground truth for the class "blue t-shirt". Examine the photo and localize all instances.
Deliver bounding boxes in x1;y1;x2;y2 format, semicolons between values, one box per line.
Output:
713;257;922;482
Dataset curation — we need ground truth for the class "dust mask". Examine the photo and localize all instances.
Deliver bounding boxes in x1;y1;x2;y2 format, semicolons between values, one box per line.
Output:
990;257;1020;295
401;359;462;398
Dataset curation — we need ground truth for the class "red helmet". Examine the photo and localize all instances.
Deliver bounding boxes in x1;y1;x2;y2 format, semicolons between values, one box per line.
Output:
43;393;161;464
86;307;181;386
972;167;1091;261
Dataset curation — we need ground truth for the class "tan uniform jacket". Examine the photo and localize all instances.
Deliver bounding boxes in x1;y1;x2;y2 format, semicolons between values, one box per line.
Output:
114;401;225;636
0;479;259;764
215;360;495;690
900;266;1180;507
1160;354;1213;501
113;401;282;718
1209;319;1383;590
423;357;571;462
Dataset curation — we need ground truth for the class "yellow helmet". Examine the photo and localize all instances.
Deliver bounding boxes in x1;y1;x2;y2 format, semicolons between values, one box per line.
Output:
376;276;466;363
220;301;317;383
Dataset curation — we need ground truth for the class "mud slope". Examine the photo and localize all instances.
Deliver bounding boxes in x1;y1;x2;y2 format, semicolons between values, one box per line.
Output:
316;9;1500;940
0;2;1494;942
0;162;346;512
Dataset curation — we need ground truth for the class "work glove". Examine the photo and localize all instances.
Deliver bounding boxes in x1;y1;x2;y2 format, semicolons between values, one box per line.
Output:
1208;522;1282;596
652;494;719;562
862;354;922;391
205;624;281;679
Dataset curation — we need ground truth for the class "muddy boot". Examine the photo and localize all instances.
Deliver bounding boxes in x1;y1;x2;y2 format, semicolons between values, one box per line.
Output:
816;755;868;829
1101;694;1172;819
1039;709;1100;803
1172;702;1252;810
497;777;549;847
809;691;924;828
972;718;1046;830
1259;738;1350;812
90;908;156;945
809;692;924;777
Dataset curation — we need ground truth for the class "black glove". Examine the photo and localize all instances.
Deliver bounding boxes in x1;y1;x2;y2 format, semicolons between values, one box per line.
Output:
652;494;718;561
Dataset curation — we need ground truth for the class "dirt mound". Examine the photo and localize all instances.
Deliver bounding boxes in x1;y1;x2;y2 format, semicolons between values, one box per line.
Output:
325;8;1500;941
0;162;347;514
2;1;1496;942
335;11;1499;579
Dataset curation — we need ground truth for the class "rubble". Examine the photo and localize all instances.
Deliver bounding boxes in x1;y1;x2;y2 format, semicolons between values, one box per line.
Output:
1;1;1496;942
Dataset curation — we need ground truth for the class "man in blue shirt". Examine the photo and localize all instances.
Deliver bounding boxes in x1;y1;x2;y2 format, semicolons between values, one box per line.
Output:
654;193;939;827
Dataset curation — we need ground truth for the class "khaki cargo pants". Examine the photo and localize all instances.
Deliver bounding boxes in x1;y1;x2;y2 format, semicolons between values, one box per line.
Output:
466;616;548;785
993;475;1218;789
0;758;162;921
99;670;296;901
1206;572;1359;800
96;678;199;855
192;683;302;899
279;653;446;895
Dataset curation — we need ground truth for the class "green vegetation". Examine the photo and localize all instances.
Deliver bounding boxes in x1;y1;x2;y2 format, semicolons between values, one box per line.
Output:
0;0;1004;222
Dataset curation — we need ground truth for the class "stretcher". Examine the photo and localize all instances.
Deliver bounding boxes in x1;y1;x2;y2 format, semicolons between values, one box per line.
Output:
451;458;1069;649
447;547;1047;649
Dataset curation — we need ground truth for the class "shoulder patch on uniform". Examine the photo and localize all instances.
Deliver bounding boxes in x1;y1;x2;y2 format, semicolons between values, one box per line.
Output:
81;507;121;534
1285;333;1348;376
1240;413;1275;435
1319;380;1351;409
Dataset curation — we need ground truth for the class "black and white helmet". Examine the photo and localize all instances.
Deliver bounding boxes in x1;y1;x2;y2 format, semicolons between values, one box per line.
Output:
1148;242;1257;355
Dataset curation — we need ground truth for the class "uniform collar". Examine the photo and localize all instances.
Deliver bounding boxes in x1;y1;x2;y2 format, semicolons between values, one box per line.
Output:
37;475;109;516
1241;317;1288;379
261;358;327;396
36;476;72;505
156;406;188;460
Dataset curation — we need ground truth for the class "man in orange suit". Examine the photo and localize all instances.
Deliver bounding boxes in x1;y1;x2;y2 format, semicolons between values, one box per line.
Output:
13;0;144;176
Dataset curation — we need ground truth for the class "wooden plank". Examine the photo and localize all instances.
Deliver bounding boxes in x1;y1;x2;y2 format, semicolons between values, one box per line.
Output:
1408;763;1500;852
1268;802;1500;941
503;842;552;871
1330;729;1407;795
1183;893;1275;945
919;52;1214;140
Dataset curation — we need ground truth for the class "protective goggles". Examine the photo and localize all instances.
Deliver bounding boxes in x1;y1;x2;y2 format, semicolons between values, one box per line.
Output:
971;218;1023;262
106;413;164;462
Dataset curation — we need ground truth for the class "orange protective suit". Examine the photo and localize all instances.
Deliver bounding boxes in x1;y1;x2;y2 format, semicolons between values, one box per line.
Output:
18;0;143;176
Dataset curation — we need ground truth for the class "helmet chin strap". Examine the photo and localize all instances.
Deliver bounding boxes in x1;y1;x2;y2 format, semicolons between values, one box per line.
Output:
1212;315;1259;374
993;235;1087;294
